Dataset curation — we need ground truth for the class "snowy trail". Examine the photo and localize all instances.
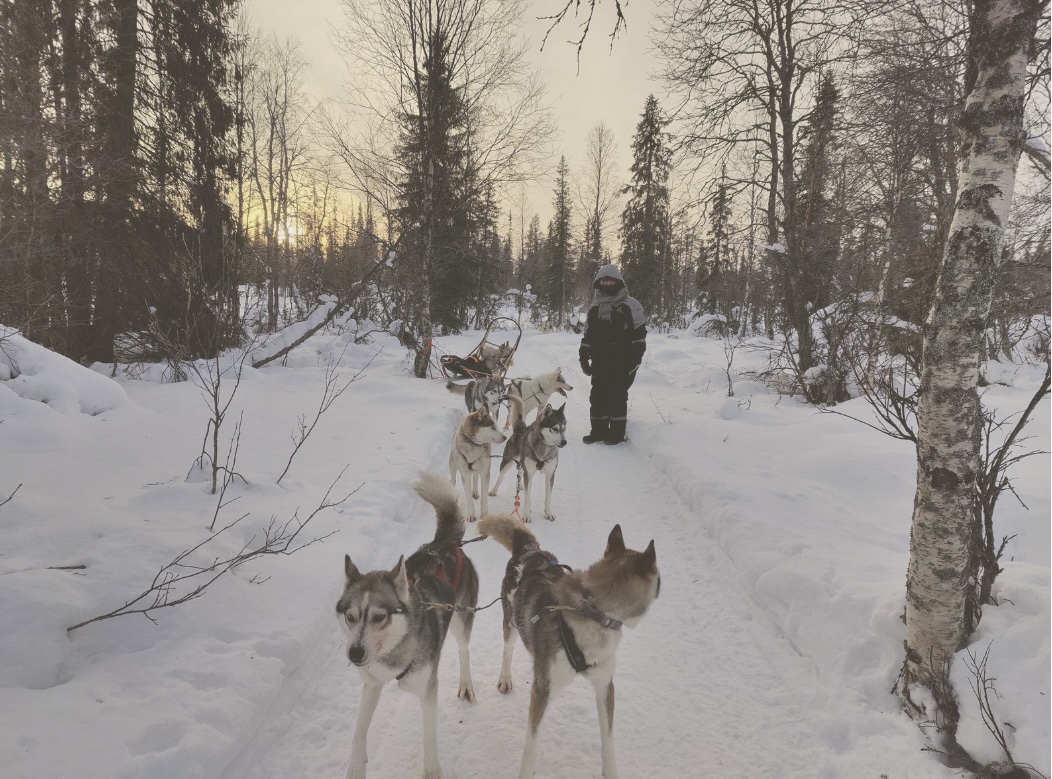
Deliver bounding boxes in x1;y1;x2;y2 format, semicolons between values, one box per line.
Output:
219;333;824;779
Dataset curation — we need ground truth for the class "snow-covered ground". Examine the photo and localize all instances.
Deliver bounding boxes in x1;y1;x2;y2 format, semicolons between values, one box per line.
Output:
1;319;1048;779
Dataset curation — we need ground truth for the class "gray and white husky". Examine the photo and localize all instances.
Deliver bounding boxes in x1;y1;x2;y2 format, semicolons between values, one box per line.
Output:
476;515;660;779
449;405;507;521
503;368;573;429
488;395;566;522
336;474;480;779
446;375;505;419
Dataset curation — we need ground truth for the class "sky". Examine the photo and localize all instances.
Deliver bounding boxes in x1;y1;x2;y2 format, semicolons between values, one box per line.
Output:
243;0;663;227
1;310;1049;778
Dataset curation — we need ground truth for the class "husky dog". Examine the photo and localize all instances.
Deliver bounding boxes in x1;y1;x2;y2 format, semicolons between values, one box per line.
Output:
446;375;506;419
488;395;566;522
503;368;573;429
449;405;507;521
336;474;480;779
476;515;660;779
477;340;515;375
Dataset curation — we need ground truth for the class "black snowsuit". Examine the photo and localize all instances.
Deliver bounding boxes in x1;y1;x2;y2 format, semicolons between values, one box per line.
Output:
578;265;647;444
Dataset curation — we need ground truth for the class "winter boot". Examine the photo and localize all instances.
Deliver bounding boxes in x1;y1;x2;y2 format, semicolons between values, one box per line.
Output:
604;419;627;445
583;419;608;444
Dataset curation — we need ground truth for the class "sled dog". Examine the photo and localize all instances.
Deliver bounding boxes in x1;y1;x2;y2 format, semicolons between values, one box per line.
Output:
503;368;573;429
477;340;515;375
446;375;506;419
488;395;566;522
449;405;507;521
336;474;480;779
476;515;660;779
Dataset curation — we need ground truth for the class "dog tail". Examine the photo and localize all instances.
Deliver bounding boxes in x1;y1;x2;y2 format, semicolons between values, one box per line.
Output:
503;393;526;430
414;473;465;544
477;514;537;557
446;380;469;396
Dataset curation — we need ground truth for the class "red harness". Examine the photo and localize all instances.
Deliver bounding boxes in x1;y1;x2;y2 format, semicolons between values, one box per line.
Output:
437;544;466;593
407;544;465;594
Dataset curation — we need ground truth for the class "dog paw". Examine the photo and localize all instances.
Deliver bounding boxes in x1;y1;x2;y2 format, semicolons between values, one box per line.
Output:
421;768;444;779
497;676;513;694
487;488;498;497
346;760;367;779
472;489;480;499
544;513;556;522
458;683;476;702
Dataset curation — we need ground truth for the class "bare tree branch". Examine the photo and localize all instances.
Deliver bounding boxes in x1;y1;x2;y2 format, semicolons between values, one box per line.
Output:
67;470;358;633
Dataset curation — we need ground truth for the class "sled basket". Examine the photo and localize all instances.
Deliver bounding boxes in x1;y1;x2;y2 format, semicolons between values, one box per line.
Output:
440;317;522;381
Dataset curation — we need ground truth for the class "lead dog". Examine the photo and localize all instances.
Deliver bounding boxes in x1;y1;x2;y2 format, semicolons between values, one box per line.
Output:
449;405;507;521
476;515;660;779
488;395;566;522
336;474;480;779
503;368;573;429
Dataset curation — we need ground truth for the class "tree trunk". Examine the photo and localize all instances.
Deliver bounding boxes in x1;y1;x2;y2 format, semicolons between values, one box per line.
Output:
93;0;139;363
901;0;1041;740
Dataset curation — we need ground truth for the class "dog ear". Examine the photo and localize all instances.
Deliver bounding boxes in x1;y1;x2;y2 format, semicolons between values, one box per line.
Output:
604;524;626;558
345;554;362;584
391;555;411;601
637;540;657;573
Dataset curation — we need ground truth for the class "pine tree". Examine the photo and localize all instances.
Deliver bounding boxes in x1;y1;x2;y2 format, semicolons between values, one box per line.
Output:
544;156;574;328
395;27;498;335
794;74;841;315
620;95;671;317
396;28;470;333
697;169;733;321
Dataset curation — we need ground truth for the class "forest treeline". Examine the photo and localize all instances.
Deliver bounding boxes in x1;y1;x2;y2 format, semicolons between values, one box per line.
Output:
0;0;1048;395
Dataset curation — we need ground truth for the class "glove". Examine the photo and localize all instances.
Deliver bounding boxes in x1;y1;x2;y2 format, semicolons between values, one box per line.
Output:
580;356;592;376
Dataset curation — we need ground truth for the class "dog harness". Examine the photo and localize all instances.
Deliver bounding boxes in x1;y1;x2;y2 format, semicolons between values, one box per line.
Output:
524;557;624;674
434;544;466;593
551;600;623;674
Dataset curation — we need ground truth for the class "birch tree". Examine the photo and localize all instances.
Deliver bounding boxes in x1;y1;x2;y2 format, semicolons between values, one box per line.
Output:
900;0;1046;751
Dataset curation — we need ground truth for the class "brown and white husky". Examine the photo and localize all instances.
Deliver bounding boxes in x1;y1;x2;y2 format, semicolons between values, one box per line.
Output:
477;514;660;779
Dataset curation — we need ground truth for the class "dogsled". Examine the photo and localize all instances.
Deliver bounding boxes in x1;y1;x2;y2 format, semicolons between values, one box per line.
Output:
440;316;522;381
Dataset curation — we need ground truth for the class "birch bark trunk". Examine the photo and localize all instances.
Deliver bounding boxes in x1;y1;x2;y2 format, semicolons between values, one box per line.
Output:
902;0;1043;736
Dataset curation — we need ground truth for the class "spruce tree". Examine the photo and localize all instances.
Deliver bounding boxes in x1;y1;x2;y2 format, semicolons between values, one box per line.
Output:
395;28;496;334
545;156;574;328
793;74;841;316
697;169;733;322
620;95;671;318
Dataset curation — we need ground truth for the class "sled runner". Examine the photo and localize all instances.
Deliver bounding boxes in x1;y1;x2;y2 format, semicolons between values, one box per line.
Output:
440;317;522;380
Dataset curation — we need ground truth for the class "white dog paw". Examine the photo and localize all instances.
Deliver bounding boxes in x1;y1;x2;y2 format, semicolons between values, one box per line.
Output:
487;488;498;497
458;683;476;702
421;767;444;779
346;760;367;779
497;676;513;694
544;512;556;522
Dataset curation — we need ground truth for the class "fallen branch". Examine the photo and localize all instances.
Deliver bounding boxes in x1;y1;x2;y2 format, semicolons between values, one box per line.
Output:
0;482;21;509
252;251;393;369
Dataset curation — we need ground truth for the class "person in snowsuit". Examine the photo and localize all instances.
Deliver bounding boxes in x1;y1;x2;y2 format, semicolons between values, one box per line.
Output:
578;264;647;445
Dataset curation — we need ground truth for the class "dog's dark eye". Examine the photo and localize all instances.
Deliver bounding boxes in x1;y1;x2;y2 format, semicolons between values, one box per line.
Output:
345;613;358;625
370;613;388;625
